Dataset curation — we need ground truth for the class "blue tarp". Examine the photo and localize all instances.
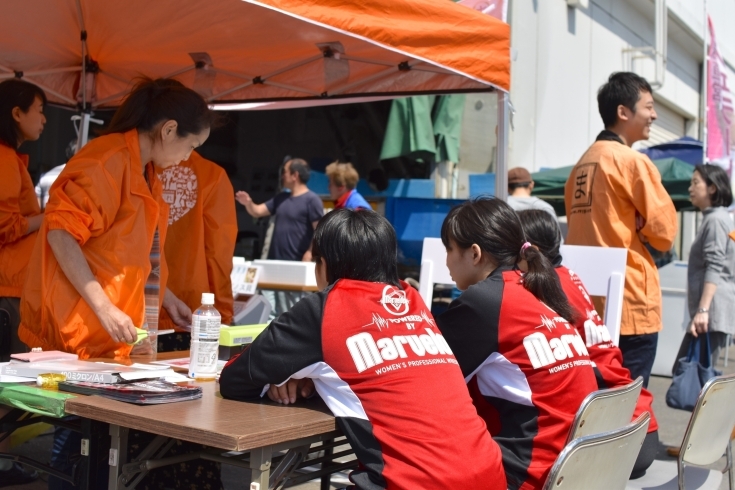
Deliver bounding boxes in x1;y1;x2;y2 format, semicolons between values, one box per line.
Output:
640;136;703;166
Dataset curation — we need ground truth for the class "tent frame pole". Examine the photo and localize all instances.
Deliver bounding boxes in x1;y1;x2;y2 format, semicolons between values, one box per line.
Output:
495;90;510;200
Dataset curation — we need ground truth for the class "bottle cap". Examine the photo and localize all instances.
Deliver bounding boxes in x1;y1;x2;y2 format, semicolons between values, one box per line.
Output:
201;293;215;305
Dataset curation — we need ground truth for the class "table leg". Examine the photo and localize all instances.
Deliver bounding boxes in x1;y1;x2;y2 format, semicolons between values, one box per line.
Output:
249;445;272;490
80;419;109;490
108;424;129;490
321;441;334;490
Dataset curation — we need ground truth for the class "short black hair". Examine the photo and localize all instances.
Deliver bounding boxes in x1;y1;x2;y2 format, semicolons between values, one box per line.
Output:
0;79;47;148
517;209;563;266
597;72;653;128
694;164;733;208
288;158;310;184
312;208;400;287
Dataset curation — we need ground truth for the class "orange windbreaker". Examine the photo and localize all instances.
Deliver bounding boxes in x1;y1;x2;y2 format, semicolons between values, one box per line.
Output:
158;151;237;328
0;144;42;298
19;130;169;359
564;139;677;336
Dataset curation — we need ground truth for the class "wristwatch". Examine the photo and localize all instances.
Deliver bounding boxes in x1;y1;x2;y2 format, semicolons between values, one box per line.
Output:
697;308;709;314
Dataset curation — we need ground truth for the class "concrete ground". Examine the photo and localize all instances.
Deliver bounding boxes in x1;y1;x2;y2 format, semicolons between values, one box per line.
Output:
5;349;734;489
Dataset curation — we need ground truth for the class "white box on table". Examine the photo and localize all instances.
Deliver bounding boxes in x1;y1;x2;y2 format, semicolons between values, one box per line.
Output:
253;260;317;287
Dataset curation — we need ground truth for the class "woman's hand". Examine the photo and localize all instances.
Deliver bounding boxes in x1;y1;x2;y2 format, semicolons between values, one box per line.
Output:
690;311;709;337
162;289;192;328
96;302;138;344
267;378;315;405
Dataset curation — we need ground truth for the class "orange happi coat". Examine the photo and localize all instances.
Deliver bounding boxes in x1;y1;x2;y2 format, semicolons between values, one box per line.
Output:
158;151;237;327
564;139;677;336
0;143;42;297
19;130;169;358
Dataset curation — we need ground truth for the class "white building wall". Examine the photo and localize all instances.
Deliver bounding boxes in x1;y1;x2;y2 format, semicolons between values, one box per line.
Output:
507;0;735;172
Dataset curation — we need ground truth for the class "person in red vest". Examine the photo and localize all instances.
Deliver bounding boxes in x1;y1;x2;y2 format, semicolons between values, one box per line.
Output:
326;161;371;210
436;198;599;490
518;209;659;478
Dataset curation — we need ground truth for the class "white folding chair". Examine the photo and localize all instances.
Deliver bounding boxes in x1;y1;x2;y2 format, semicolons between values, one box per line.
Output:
418;237;455;307
627;373;735;490
567;377;644;443
544;412;650;490
559;245;627;346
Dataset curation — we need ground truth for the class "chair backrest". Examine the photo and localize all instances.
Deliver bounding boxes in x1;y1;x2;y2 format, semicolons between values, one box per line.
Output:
418;237;455;306
559;245;627;345
543;412;650;490
679;373;735;467
566;376;643;443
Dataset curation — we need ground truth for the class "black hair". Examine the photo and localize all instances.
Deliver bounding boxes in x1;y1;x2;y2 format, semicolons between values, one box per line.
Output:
694;164;733;208
0;79;47;148
288;158;311;184
441;197;576;323
312;208;400;287
517;210;563;267
508;182;532;191
597;72;653;129
104;78;215;137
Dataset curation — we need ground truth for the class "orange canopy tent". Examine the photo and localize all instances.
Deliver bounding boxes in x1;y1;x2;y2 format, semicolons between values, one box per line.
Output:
0;0;512;194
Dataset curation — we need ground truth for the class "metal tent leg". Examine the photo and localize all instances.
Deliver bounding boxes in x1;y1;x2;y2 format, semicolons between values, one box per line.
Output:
495;91;510;201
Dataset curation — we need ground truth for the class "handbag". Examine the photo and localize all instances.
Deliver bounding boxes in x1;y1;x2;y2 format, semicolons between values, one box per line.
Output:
665;333;722;411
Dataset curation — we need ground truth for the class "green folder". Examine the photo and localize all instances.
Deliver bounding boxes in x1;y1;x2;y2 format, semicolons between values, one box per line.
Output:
0;383;75;418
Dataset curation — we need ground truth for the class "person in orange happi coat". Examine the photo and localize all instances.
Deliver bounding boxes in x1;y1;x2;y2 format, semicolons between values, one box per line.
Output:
19;78;215;360
157;150;237;350
564;72;677;388
0;78;47;487
0;79;46;362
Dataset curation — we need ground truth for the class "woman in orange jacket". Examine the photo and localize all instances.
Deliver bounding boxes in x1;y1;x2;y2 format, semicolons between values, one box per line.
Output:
19;78;215;359
0;79;46;362
0;78;46;486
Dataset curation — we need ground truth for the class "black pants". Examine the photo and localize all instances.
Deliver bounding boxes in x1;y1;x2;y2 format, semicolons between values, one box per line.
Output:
631;430;659;479
618;333;658;388
0;297;27;362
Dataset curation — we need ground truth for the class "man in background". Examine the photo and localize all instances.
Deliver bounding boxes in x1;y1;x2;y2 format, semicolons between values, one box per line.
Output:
236;158;323;314
507;167;557;220
326;161;371;210
564;72;677;387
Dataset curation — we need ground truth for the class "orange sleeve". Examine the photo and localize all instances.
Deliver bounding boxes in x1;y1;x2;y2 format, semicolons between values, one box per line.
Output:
629;155;678;252
202;169;238;324
44;159;121;246
0;159;28;245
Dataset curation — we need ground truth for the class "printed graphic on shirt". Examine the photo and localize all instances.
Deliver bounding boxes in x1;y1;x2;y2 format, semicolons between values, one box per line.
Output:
160;166;198;224
523;314;590;372
567;268;614;349
346;328;455;374
362;310;435;331
570;162;597;210
378;285;410;316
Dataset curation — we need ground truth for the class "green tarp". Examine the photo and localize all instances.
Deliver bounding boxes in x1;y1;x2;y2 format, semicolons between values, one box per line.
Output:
379;95;465;163
531;157;695;215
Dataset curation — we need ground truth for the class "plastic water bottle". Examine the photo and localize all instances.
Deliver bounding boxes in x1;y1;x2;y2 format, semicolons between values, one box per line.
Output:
189;293;221;379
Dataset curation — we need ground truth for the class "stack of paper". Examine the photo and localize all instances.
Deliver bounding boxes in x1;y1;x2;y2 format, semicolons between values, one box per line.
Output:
0;360;175;384
58;380;202;405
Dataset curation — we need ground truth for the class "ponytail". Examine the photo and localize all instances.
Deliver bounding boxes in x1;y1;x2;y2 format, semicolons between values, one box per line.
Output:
521;245;577;324
104;78;216;137
442;197;577;324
